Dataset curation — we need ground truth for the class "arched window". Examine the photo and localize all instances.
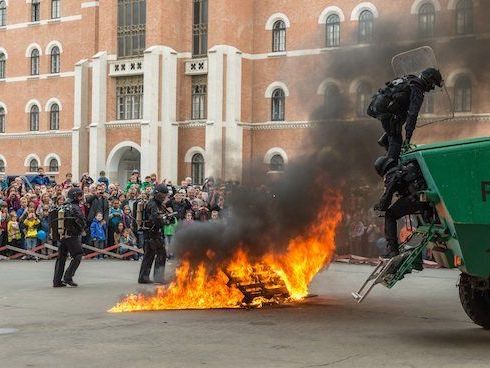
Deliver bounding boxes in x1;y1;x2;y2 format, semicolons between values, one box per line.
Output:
0;159;5;173
271;88;285;121
31;49;40;75
51;0;61;19
272;20;286;52
50;103;60;130
32;0;40;22
0;52;5;79
324;84;341;118
49;158;59;172
454;76;472;112
456;0;473;35
356;82;372;117
419;3;435;37
358;10;374;43
0;0;6;27
270;155;285;172
191;153;204;185
30;105;40;131
0;106;5;133
29;158;39;173
326;14;340;47
50;46;60;74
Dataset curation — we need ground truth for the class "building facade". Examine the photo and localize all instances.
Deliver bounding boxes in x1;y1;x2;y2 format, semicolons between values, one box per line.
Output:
0;0;488;185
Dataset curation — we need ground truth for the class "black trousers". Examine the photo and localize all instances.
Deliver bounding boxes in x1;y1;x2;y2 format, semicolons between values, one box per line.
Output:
385;195;428;249
53;236;83;285
138;236;166;283
380;114;404;161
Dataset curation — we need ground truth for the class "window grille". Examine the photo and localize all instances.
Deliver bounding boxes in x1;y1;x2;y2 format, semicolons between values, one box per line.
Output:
116;76;144;120
32;0;40;22
50;46;60;73
31;49;40;75
272;20;286;52
49;158;59;172
0;1;6;27
0;53;5;79
192;0;208;57
358;10;374;43
326;14;340;47
51;0;61;19
191;75;207;120
456;0;473;35
419;3;435;37
270;155;284;172
0;107;5;133
271;89;285;121
117;0;146;58
50;103;60;130
191;153;204;185
29;159;39;172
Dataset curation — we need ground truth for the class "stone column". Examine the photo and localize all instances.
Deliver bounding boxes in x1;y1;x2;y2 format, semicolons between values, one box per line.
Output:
89;51;107;179
160;47;179;183
71;59;90;182
140;46;161;177
205;46;225;179
224;48;243;182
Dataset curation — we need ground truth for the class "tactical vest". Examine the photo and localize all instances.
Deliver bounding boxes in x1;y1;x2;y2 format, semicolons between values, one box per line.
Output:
368;75;414;118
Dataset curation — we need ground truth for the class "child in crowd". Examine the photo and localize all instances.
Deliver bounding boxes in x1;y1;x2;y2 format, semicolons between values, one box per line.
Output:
90;212;106;259
121;205;133;230
23;208;40;254
7;211;22;249
108;199;122;246
182;210;194;227
209;210;220;224
118;227;138;260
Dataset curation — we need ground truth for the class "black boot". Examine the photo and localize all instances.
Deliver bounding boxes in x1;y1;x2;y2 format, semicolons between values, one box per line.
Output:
378;133;389;150
382;243;400;259
64;254;82;285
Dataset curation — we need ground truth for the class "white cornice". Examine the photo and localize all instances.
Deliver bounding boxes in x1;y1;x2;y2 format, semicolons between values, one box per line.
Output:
2;15;82;31
2;71;74;83
0;130;72;139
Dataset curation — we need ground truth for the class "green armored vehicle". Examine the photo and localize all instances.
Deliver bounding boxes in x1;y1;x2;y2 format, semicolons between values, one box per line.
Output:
353;137;490;329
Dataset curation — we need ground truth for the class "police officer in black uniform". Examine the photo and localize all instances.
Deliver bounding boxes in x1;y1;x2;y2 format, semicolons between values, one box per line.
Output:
138;184;170;284
53;188;86;287
374;156;431;259
368;68;444;161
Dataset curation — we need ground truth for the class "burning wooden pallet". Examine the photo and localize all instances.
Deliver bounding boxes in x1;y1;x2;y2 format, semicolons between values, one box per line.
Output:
224;264;290;306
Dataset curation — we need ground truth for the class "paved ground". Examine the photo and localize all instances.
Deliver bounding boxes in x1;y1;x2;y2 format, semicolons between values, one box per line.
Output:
1;260;489;368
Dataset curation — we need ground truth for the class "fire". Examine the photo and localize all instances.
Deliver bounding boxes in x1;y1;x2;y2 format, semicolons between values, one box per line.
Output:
110;193;342;312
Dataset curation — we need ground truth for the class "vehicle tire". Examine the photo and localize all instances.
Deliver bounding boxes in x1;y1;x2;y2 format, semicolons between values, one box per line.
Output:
459;273;490;329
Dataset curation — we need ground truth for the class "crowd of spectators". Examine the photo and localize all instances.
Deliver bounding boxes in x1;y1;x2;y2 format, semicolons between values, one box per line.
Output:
0;167;227;260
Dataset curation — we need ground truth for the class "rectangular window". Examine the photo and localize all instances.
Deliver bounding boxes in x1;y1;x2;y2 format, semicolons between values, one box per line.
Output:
116;76;144;120
192;0;208;57
117;0;146;58
191;76;207;120
51;0;61;19
32;0;41;22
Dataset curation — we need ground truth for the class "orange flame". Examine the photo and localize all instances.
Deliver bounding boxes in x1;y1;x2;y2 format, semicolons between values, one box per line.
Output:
110;193;342;312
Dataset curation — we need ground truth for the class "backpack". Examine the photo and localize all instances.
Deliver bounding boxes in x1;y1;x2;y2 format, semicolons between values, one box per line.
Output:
367;75;414;118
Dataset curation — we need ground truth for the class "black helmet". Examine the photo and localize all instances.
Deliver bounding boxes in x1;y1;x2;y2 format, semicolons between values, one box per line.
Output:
420;67;443;90
153;184;168;195
374;156;396;177
67;188;83;203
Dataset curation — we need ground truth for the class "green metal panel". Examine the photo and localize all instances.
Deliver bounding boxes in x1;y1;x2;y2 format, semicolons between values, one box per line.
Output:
402;137;490;278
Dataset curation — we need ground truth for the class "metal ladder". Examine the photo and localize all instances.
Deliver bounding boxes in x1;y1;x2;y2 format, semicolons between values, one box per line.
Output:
352;229;432;303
